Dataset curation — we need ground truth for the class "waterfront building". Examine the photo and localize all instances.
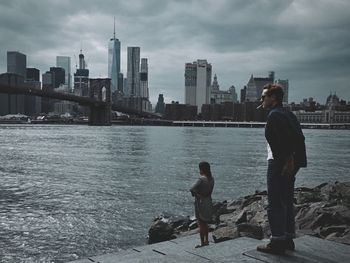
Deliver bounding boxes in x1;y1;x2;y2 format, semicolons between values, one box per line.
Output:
165;102;197;120
184;59;212;113
245;71;274;102
276;79;289;105
210;74;236;104
7;51;26;78
56;56;71;91
127;47;140;97
293;109;350;124
108;19;121;93
326;93;340;108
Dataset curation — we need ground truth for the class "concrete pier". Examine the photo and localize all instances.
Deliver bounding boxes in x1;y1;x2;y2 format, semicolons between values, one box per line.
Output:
69;234;350;263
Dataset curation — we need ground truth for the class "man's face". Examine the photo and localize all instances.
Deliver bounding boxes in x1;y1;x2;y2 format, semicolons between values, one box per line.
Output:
261;89;273;109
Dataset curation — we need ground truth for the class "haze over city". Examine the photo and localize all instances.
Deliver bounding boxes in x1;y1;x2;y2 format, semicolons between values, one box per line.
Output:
0;0;349;105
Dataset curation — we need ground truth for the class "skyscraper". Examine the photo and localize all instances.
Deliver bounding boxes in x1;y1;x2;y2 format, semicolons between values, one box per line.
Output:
245;71;274;102
74;49;89;97
41;71;54;113
56;56;71;90
140;58;149;99
108;18;121;93
185;59;212;113
25;68;41;115
26;68;40;82
127;47;140;97
155;94;165;114
0;51;26;115
7;51;26;78
0;73;25;115
49;67;65;89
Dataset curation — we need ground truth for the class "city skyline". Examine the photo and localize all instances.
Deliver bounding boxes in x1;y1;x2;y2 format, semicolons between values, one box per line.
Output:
0;0;349;105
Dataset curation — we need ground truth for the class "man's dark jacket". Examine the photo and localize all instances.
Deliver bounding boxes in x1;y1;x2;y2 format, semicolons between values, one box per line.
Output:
265;105;307;168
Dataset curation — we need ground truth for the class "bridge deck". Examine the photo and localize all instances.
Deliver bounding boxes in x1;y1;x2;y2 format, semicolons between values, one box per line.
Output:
69;234;349;263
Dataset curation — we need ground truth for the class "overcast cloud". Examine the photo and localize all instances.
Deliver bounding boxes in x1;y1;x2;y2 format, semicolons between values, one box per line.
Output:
1;0;350;105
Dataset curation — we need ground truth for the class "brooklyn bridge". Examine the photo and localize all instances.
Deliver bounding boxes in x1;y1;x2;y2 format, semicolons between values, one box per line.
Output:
0;78;158;126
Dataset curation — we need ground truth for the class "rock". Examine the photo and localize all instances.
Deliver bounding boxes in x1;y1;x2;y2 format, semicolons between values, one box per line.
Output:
171;215;191;229
188;221;198;230
219;210;241;224
237;223;264;240
323;205;350;225
235;210;247;225
212;225;239;243
249;209;268;225
241;195;262;208
148;219;175;244
149;181;350;246
295;201;326;229
295;186;314;192
219;213;234;223
227;198;244;208
212;201;229;223
320;225;348;238
319;182;350;205
326;230;350;245
296;190;323;204
310;213;334;229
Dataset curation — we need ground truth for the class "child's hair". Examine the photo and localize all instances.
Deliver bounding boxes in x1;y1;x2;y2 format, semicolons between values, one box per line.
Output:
199;161;212;178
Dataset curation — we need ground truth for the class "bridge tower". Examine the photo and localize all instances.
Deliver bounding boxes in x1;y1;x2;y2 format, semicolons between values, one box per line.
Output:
89;78;111;126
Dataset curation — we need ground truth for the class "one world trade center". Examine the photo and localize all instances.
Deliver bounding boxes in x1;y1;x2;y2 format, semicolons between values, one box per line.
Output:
108;18;121;94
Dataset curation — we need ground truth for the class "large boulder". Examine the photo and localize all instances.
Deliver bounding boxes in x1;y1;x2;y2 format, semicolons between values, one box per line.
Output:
148;214;193;244
148;219;174;244
212;225;239;243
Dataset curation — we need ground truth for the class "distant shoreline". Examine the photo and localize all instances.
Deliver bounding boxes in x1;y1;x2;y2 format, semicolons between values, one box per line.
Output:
1;120;350;129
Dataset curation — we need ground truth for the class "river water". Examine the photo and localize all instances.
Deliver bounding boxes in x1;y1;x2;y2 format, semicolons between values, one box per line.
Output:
0;125;349;262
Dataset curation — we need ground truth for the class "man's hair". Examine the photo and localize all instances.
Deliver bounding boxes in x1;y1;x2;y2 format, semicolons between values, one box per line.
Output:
263;83;284;103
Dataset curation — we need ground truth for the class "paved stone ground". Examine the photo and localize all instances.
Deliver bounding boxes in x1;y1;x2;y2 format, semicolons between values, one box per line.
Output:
70;235;350;263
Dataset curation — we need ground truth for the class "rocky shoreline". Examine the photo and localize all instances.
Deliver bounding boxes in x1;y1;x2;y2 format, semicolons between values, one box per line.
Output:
148;181;350;246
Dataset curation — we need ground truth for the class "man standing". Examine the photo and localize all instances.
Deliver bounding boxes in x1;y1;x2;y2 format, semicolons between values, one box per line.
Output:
257;84;307;254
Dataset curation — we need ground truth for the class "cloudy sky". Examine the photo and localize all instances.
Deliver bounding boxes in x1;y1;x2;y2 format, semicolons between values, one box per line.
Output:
0;0;349;105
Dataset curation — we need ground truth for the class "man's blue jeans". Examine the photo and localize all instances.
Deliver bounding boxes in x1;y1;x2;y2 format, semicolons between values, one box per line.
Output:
266;159;296;240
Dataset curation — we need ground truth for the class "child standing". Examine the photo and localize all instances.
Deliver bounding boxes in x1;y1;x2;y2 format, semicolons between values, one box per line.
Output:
190;161;215;248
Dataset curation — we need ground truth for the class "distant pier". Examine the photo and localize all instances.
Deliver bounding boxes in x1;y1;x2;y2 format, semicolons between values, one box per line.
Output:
171;121;350;129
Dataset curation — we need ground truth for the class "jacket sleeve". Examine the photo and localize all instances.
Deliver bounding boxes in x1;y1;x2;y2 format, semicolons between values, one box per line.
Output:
289;112;307;168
